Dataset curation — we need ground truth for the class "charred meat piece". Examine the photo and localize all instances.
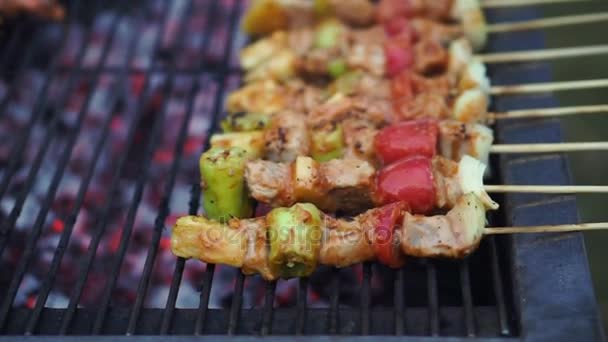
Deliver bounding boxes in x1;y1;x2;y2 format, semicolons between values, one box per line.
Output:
264;110;310;162
342;119;378;162
411;18;463;46
410;73;453;99
309;94;392;130
401;193;486;258
245;156;376;214
226;79;325;116
438;120;494;166
328;0;375;27
394;93;451;121
413;38;449;75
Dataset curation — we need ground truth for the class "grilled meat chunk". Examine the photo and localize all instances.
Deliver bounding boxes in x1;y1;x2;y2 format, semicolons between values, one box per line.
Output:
342;119;378;162
264;110;310;162
244;159;294;207
245;156;376;213
411;18;463;46
319;211;375;267
413;39;449;75
226;79;325;116
438;120;494;165
401;193;485;258
394;93;451;121
328;0;375;27
309;94;391;129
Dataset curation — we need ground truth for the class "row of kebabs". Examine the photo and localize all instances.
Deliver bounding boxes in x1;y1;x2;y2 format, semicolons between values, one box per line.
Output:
172;0;503;280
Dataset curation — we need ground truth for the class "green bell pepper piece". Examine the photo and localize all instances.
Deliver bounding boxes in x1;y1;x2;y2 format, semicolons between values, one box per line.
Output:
221;112;270;132
330;71;363;95
267;203;323;278
328;58;348;79
210;131;265;159
200;147;253;222
314;19;343;49
311;124;344;162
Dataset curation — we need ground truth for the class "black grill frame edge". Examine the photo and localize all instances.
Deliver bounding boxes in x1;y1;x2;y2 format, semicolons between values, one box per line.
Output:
486;6;605;342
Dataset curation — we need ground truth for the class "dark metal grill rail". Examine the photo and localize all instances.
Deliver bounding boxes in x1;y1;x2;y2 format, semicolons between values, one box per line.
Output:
0;1;601;341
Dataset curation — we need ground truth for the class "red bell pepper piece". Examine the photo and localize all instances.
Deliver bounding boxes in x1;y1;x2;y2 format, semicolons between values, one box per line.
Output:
384;17;415;41
374;119;439;164
372;201;409;268
376;0;412;24
374;156;437;214
384;38;414;78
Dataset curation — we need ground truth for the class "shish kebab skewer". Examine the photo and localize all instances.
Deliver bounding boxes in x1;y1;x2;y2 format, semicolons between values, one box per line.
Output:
213;107;608;177
242;0;490;50
238;29;608;137
242;0;608;52
240;9;608;116
241;150;608;217
172;192;493;280
481;0;592;9
172;190;608;281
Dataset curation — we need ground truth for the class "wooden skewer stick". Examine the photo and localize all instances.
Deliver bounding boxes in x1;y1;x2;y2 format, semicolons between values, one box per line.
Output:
486;12;608;33
490;104;608;120
481;0;589;8
484;222;608;235
484;185;608;193
490;79;608;95
478;45;608;64
490;142;608;153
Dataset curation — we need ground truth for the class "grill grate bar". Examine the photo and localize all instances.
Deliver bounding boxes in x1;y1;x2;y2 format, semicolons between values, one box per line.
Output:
0;22;26;73
227;273;245;335
460;260;476;337
110;0;197;334
490;237;511;336
427;262;440;336
295;278;309;334
260;280;277;336
194;263;215;335
328;268;340;334
55;65;243;75
24;98;117;334
161;258;186;334
57;3;174;333
92;2;190;331
0;23;39;96
21;2;143;334
160;185;200;335
0;116;60;255
0;33;122;333
0;8;75;203
192;0;242;334
394;268;405;335
157;0;224;333
0;0;100;258
360;263;371;335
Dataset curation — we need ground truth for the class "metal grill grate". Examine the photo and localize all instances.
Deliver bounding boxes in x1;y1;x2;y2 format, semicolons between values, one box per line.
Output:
0;1;600;340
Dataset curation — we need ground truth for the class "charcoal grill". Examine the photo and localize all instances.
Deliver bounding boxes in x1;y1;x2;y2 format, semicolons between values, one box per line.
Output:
0;0;604;341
